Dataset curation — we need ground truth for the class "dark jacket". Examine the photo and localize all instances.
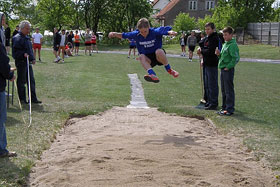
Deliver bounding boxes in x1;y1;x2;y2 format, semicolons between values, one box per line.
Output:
201;32;220;67
54;32;61;47
12;32;35;67
0;43;14;92
5;27;11;39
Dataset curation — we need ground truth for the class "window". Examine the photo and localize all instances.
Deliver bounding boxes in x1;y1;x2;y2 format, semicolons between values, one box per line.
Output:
189;1;197;10
206;1;215;10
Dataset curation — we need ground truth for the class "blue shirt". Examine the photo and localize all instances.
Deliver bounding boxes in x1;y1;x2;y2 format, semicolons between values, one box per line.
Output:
122;27;172;54
129;39;136;47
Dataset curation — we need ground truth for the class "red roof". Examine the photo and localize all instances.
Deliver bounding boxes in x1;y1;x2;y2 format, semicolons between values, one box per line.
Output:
156;0;180;18
152;0;160;6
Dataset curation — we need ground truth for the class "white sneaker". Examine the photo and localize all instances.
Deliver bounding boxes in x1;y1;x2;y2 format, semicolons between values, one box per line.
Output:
189;59;192;62
62;60;64;63
65;55;69;58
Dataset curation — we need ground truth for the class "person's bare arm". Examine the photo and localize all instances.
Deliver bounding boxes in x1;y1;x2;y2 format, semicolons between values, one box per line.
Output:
168;30;177;36
109;32;123;39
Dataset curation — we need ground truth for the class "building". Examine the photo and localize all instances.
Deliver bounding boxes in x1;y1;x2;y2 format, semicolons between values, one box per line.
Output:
152;0;171;14
154;0;217;26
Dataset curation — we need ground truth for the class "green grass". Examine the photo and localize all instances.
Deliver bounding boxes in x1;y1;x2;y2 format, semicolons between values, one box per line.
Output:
1;49;280;186
163;43;280;60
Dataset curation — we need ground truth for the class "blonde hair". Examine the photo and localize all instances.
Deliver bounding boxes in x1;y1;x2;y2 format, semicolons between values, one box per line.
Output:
137;18;150;29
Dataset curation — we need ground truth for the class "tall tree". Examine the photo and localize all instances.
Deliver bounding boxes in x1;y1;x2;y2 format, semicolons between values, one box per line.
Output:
36;0;75;31
216;0;275;28
0;0;31;19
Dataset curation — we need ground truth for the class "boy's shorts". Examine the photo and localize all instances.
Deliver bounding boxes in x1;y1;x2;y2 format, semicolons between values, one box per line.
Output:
85;42;91;46
33;43;41;50
188;46;195;52
74;42;80;47
145;49;166;68
53;45;59;52
129;45;136;49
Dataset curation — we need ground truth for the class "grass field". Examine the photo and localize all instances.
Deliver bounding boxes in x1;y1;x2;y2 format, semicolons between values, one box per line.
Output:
46;43;280;60
163;43;280;60
0;50;280;186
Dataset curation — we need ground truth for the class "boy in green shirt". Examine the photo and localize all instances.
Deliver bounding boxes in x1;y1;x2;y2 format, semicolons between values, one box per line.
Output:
215;26;239;116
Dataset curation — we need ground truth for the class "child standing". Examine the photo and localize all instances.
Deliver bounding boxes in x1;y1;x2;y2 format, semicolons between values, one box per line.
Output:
109;18;179;83
84;28;92;56
215;26;239;116
179;33;187;57
187;31;197;62
128;38;136;59
74;30;80;56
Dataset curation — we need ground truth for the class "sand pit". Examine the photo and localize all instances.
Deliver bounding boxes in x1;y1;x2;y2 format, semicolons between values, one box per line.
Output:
28;107;275;187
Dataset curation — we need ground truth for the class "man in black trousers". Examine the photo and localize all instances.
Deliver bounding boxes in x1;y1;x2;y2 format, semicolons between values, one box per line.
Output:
197;22;220;110
12;20;41;104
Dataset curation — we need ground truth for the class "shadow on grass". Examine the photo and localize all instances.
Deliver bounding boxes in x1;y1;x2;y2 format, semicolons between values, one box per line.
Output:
6;116;21;127
233;110;269;125
0;158;27;186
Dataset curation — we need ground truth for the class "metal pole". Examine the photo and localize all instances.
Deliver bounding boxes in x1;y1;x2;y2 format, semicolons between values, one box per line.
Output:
26;56;32;127
7;80;10;108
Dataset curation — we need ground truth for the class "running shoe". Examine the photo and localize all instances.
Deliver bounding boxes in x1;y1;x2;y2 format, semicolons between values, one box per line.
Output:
144;74;160;83
168;69;179;78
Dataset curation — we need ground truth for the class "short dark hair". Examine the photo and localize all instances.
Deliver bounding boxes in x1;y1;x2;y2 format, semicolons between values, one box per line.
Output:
222;26;234;34
137;18;150;29
205;22;215;29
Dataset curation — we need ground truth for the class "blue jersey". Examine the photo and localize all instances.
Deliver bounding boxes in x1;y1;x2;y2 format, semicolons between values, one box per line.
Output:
122;26;172;54
129;39;136;47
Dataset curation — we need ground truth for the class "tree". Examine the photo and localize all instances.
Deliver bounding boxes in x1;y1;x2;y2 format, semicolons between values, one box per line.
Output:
215;0;275;28
36;0;75;31
0;0;31;19
173;13;196;33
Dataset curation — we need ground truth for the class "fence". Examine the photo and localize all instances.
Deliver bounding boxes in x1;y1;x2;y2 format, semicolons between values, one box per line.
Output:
247;22;280;46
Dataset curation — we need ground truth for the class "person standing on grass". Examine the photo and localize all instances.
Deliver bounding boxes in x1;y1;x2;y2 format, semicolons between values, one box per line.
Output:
91;32;98;53
84;28;92;56
128;38;136;59
12;25;19;37
74;30;80;56
12;20;42;104
53;28;61;63
198;32;208;104
58;29;66;63
4;23;11;54
187;31;197;62
197;22;221;110
179;33;187;57
109;18;179;83
0;15;17;158
215;26;239;116
32;28;43;62
67;31;74;53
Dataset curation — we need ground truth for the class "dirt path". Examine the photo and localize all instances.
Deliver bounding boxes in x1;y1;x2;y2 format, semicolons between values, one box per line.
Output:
28;107;275;187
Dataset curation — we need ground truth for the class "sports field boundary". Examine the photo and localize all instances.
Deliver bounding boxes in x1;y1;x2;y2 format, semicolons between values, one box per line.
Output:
41;48;280;64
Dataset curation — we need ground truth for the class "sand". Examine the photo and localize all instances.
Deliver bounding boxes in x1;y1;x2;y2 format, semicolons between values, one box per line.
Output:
28;107;275;187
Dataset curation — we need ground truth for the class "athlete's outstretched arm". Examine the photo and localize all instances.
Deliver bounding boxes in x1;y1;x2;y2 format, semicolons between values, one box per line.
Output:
108;32;123;39
168;31;177;36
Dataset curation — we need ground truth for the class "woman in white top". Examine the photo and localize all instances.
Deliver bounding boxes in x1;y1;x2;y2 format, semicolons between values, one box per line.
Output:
58;29;66;63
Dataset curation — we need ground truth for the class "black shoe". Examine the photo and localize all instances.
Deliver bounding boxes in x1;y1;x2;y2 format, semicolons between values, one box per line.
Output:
31;100;42;104
205;103;210;107
20;100;28;104
205;105;217;110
